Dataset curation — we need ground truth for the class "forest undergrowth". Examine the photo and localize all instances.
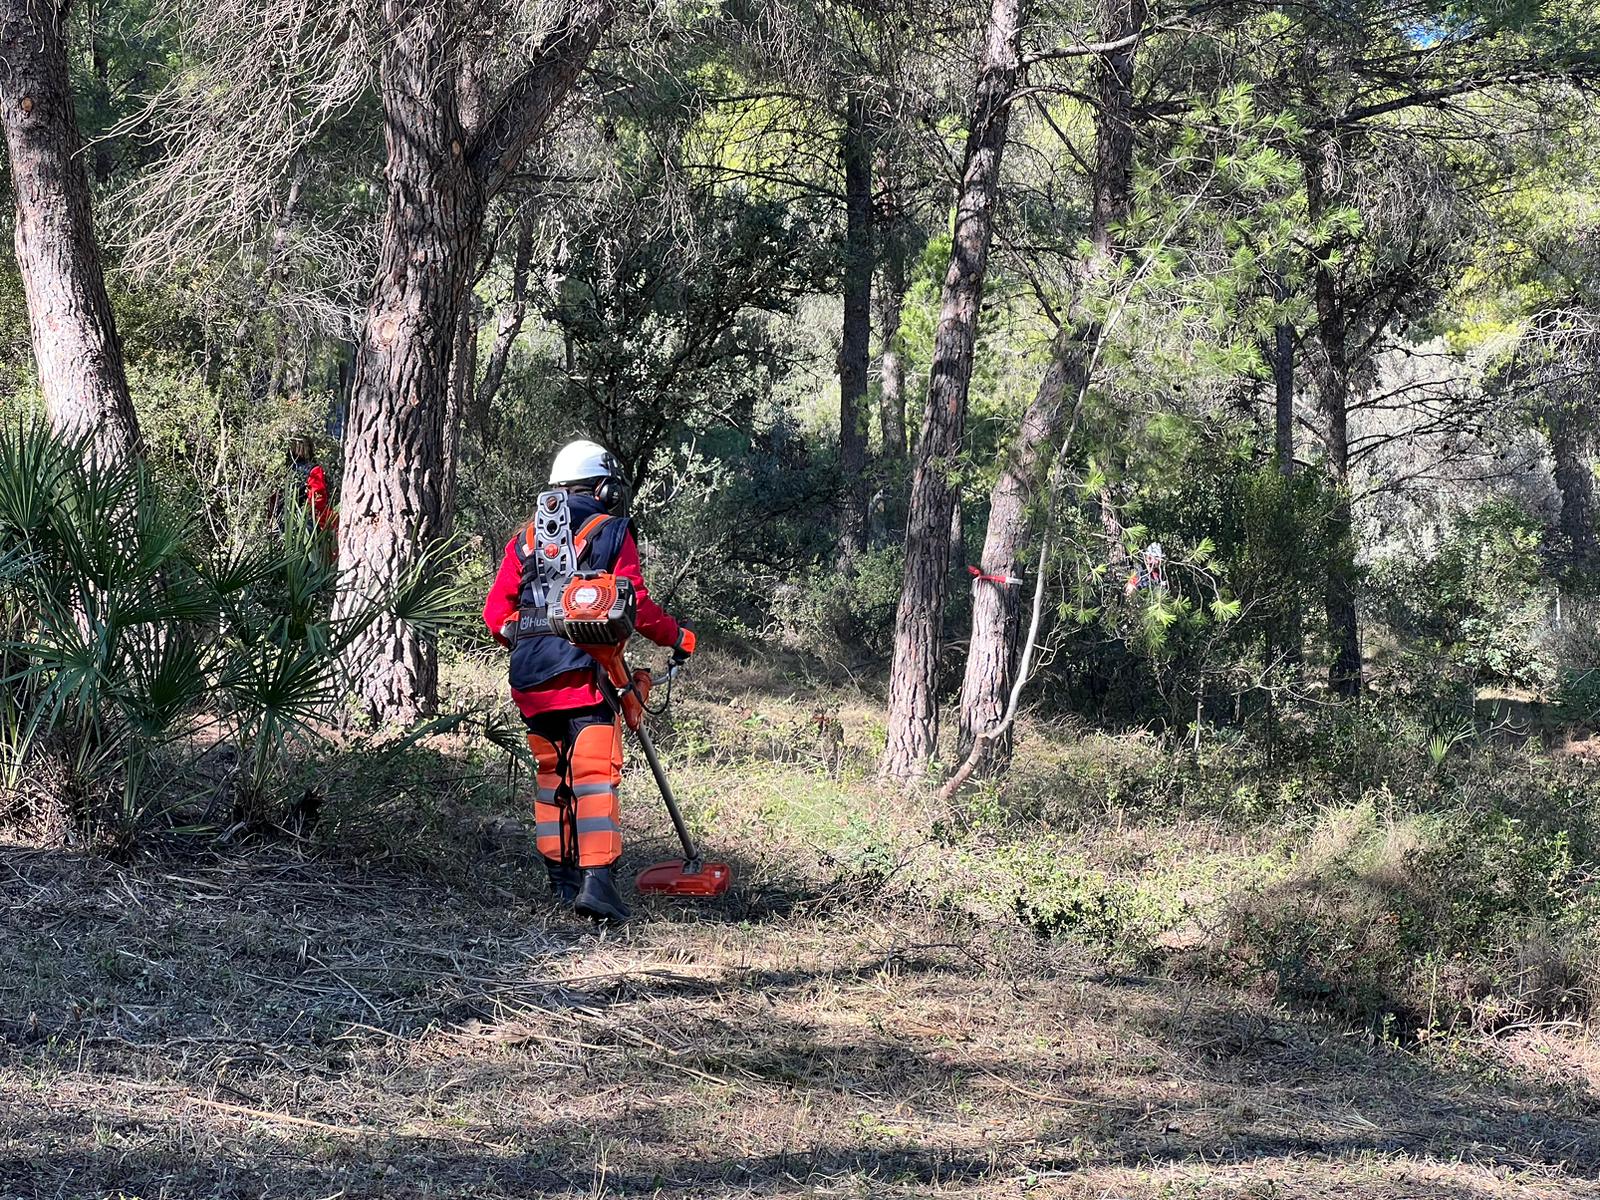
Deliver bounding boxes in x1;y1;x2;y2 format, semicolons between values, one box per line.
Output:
3;646;1598;1199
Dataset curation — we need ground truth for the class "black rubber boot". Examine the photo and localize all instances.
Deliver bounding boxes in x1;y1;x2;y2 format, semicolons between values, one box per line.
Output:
574;867;630;924
546;861;580;904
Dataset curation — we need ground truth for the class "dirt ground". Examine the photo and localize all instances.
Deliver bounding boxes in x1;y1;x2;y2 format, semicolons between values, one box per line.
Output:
2;834;1597;1200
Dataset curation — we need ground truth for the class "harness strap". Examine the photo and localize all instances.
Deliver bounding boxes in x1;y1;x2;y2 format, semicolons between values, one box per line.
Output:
573;513;612;559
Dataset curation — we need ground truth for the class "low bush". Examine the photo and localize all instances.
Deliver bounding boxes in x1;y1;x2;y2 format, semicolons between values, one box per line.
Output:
0;427;457;848
1224;792;1600;1037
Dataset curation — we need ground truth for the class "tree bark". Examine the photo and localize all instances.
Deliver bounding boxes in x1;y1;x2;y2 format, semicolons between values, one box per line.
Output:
333;1;481;725
1305;138;1362;699
1267;269;1303;668
877;251;907;465
0;0;141;462
1549;392;1598;569
957;338;1088;770
333;0;612;725
949;493;964;573
838;95;873;562
880;0;1026;782
954;0;1143;775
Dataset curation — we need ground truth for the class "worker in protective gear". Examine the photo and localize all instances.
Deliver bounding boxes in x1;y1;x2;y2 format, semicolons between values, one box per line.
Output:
481;440;695;923
270;436;339;563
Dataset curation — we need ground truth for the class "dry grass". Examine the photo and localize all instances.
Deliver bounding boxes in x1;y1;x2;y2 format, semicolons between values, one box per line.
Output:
2;649;1599;1198
2;835;1598;1198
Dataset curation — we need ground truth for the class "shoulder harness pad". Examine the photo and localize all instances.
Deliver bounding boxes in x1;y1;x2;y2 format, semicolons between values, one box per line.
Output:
515;492;614;640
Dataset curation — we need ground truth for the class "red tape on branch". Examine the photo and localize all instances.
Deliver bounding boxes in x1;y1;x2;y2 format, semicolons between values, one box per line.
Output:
968;565;1022;587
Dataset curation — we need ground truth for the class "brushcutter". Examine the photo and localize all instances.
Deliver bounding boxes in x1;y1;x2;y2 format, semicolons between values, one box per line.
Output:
551;572;733;900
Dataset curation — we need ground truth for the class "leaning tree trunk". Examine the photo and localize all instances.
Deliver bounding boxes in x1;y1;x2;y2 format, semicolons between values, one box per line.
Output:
957;339;1088;770
954;0;1143;775
880;0;1026;782
1305;139;1361;699
838;95;874;562
333;0;613;725
0;0;141;461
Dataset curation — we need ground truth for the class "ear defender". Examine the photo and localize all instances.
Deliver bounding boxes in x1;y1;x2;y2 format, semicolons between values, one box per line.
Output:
594;475;625;513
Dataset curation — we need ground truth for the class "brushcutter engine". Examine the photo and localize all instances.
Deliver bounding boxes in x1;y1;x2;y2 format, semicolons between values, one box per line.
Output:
550;572;636;646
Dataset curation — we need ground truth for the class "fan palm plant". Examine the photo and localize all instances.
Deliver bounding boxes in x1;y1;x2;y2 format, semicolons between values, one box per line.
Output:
0;425;463;846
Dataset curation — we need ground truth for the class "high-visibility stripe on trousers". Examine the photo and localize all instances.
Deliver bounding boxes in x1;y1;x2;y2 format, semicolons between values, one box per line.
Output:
523;704;623;869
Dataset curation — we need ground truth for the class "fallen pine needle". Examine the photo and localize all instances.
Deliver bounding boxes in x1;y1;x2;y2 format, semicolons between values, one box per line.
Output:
186;1095;372;1137
975;1064;1142;1113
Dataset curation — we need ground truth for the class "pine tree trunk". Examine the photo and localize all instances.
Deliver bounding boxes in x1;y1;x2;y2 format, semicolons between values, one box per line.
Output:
0;0;141;462
877;253;907;465
1549;394;1598;569
953;0;1142;776
957;338;1088;769
880;0;1026;782
333;1;483;725
1306;140;1362;699
838;96;873;562
1268;270;1303;668
332;0;613;725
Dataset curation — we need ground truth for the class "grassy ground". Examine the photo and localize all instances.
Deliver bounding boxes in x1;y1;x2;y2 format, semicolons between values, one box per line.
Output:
2;648;1598;1199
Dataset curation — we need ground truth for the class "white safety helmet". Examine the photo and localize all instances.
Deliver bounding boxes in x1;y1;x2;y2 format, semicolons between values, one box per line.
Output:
549;439;620;486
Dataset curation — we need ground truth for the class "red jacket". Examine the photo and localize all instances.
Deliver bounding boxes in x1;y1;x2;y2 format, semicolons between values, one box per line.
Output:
305;465;336;532
482;527;680;717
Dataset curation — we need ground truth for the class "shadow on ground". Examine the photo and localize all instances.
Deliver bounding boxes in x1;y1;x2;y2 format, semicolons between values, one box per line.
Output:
2;843;1596;1199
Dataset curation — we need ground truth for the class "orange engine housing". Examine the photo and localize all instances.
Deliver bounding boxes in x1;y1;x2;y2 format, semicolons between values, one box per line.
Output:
550;572;637;647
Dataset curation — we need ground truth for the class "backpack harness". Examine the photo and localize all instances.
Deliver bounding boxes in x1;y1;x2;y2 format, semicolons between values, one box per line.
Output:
513;489;620;643
513;489;649;726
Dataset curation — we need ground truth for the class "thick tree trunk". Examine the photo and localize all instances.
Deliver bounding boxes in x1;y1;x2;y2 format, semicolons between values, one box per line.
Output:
332;0;612;725
1306;141;1361;699
333;3;484;725
953;0;1143;775
0;0;141;461
881;0;1026;782
838;95;873;562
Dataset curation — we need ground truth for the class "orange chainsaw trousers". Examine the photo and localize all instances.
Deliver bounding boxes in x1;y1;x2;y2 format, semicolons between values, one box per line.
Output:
523;704;623;869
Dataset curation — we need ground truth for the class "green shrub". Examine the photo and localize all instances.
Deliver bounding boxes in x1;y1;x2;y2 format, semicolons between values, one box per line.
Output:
0;427;458;847
1375;497;1555;689
1226;796;1599;1035
786;544;906;662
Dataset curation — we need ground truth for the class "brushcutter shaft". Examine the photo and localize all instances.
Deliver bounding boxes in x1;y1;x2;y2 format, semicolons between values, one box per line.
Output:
598;671;701;868
632;723;702;869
